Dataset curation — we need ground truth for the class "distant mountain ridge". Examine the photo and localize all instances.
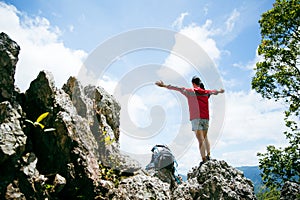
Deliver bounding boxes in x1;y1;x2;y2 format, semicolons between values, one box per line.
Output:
237;166;263;193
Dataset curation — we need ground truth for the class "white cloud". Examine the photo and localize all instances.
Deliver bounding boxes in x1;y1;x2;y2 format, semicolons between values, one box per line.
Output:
225;9;240;33
221;77;239;89
221;48;263;90
222;90;287;141
203;4;209;16
172;12;189;29
0;2;87;91
68;25;74;32
117;85;191;164
176;138;199;173
218;150;259;167
97;75;118;94
119;85;186;132
160;54;193;79
213;90;288;167
180;21;220;63
127;94;149;127
233;48;263;72
214;136;291;167
158;18;221;81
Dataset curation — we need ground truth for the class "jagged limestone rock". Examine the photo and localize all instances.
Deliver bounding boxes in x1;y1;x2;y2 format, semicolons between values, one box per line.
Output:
0;32;20;102
108;159;257;200
62;76;90;119
0;101;26;162
63;77;141;174
22;71;140;199
18;152;48;199
24;70;103;199
5;180;26;200
0;101;27;198
109;173;171;199
186;159;257;200
84;84;121;142
280;181;300;200
52;174;67;193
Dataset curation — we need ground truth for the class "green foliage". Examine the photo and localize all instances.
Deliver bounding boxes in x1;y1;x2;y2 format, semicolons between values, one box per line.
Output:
99;163;121;187
101;129;116;145
256;185;280;200
25;112;56;132
42;183;55;195
252;0;300;118
253;0;300;191
257;133;299;189
25;112;49;129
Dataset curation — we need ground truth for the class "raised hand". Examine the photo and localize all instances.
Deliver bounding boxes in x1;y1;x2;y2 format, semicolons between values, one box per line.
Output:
155;80;166;87
218;89;225;93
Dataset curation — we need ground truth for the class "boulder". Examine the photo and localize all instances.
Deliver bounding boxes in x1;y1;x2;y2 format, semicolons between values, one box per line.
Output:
184;159;257;200
17;152;48;199
108;159;257;200
109;173;171;199
5;180;26;200
280;181;300;200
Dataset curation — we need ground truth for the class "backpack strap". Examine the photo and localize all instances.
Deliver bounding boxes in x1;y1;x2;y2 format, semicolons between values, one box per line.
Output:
174;160;178;168
155;144;171;151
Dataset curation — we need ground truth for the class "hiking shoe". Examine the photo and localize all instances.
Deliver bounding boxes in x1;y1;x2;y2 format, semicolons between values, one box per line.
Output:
206;155;211;161
199;160;206;167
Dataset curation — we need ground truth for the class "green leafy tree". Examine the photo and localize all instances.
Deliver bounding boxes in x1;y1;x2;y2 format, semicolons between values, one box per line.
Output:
252;0;300;190
256;185;280;200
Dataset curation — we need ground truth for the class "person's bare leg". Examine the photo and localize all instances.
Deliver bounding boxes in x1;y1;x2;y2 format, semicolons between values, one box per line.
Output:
203;130;210;158
195;130;206;161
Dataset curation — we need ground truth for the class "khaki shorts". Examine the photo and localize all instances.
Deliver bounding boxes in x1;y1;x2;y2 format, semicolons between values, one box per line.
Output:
191;118;209;131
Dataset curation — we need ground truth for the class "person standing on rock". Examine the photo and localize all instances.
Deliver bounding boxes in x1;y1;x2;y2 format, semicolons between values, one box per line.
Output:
155;76;224;166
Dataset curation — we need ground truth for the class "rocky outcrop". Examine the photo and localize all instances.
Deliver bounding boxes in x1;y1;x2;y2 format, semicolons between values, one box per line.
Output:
0;101;27;198
0;32;20;103
280;181;300;200
62;77;140;173
106;159;257;200
109;173;171;199
0;32;140;199
0;101;26;164
22;70;103;198
183;159;257;199
0;33;27;199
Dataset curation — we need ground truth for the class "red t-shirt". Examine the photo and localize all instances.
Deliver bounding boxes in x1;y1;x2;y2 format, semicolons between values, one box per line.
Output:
166;85;216;120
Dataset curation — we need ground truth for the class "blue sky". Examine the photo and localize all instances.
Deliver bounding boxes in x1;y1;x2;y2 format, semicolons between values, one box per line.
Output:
0;0;289;174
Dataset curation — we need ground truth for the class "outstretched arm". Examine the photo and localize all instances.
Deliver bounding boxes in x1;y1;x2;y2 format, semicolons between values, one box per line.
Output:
155;80;187;94
155;80;225;96
211;89;225;95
